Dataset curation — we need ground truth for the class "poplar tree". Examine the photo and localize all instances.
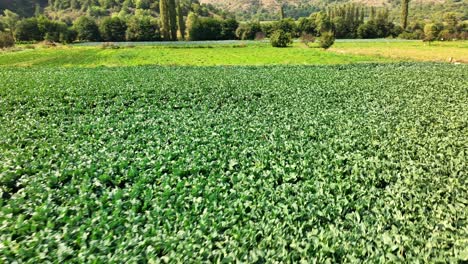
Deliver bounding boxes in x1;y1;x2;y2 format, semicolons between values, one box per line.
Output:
168;0;178;40
177;1;186;40
401;0;409;29
160;0;170;40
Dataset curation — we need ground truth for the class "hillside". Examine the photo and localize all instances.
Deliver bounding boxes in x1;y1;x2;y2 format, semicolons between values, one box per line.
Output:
200;0;446;11
1;0;466;23
0;0;227;20
200;0;461;20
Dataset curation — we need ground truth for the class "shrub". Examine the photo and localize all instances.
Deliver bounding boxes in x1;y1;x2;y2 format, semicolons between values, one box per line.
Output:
24;44;35;49
101;42;120;49
300;32;315;47
438;29;456;41
318;31;335;49
270;30;292;48
459;31;468;40
399;30;424;40
0;31;15;48
255;32;266;41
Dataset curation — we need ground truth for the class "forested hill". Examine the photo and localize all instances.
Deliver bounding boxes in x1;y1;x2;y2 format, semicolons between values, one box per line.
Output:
0;0;466;21
0;0;48;17
200;0;465;21
0;0;228;20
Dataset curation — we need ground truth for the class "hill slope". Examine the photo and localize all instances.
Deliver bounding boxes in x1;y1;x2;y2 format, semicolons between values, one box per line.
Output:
200;0;456;20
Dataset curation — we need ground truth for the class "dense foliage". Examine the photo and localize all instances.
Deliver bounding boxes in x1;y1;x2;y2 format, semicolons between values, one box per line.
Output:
0;63;467;262
270;29;292;47
100;17;127;42
0;31;14;48
319;31;335;49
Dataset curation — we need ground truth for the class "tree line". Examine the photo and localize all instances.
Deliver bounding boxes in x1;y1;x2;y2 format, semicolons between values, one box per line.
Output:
0;1;467;47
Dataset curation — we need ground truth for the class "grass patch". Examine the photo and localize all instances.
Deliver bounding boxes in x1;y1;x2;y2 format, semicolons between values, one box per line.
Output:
1;42;391;67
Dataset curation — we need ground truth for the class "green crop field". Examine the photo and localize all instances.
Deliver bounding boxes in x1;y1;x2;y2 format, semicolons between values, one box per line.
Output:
1;63;467;262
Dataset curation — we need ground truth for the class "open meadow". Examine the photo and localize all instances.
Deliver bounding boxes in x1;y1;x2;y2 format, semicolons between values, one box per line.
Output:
0;40;466;67
1;61;467;262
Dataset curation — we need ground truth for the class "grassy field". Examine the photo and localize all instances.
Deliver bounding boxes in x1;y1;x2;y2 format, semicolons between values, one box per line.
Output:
0;43;388;67
1;63;467;262
331;40;468;63
0;40;466;67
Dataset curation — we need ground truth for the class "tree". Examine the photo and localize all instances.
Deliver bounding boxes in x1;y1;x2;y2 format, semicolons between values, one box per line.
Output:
126;16;160;41
136;0;150;9
0;10;20;35
37;16;69;42
270;29;292;47
319;31;335;49
220;18;238;40
443;13;458;33
74;16;100;41
100;17;127;41
401;0;409;30
59;28;77;43
186;12;198;40
273;19;297;37
15;18;42;41
177;1;185;40
187;17;222;41
235;21;262;40
297;17;316;35
315;12;332;35
168;0;177;40
280;5;285;20
160;0;170;40
424;23;440;42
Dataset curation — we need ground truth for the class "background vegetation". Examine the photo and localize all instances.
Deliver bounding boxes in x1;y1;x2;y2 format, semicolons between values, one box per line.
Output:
0;0;466;46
